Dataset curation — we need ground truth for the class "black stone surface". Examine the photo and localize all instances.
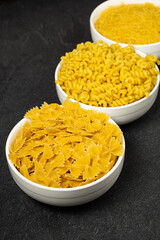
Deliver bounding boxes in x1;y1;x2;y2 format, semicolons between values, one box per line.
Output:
0;0;160;239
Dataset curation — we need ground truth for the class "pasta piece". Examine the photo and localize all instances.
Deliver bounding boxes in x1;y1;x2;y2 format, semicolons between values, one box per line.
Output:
9;100;123;188
56;41;159;107
95;3;160;45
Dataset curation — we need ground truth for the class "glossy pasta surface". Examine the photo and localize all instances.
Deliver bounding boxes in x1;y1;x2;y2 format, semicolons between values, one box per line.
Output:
56;41;159;107
95;3;160;45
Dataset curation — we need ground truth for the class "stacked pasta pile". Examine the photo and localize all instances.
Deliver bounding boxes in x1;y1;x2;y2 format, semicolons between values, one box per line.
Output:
95;3;160;45
9;100;123;188
56;41;159;107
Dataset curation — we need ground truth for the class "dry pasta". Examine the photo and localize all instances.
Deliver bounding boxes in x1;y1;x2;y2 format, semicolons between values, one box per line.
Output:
95;3;160;45
9;100;123;188
56;41;159;107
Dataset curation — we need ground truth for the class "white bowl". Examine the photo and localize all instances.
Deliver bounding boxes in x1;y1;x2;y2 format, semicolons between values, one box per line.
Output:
55;50;160;125
5;118;125;206
90;0;160;58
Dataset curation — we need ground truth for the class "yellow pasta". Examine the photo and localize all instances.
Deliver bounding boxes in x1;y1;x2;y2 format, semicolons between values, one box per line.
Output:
9;100;123;188
95;3;160;45
56;41;159;107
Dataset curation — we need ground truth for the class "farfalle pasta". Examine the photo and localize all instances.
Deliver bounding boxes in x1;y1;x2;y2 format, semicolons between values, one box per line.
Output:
9;100;123;188
56;41;159;107
95;3;160;45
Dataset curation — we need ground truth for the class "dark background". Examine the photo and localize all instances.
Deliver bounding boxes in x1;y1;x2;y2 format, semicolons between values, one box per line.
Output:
0;0;160;239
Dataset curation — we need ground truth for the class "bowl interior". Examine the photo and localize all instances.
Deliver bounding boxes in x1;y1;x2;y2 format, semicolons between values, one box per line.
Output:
6;117;125;193
55;47;160;111
90;0;160;56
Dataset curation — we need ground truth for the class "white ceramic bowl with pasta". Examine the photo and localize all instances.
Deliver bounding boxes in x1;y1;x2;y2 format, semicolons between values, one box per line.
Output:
5;118;125;207
90;0;160;58
55;51;160;125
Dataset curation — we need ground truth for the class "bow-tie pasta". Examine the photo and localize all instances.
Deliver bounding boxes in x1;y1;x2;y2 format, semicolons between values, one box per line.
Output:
9;100;123;188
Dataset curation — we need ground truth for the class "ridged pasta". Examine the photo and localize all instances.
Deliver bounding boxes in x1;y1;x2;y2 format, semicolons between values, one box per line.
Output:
95;3;160;44
56;41;159;107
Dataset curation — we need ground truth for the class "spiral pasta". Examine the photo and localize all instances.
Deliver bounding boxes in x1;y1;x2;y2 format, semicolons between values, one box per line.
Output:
94;3;160;45
56;41;159;107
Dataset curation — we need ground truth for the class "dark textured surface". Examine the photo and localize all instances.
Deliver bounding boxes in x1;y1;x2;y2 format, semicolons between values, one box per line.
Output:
0;0;160;239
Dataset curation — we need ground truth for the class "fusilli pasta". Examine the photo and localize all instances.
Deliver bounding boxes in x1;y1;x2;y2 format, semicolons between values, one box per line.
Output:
56;41;159;107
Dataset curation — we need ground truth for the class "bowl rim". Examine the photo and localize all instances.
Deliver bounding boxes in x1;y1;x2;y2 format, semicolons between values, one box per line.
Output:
55;56;160;111
5;117;125;193
90;0;160;47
